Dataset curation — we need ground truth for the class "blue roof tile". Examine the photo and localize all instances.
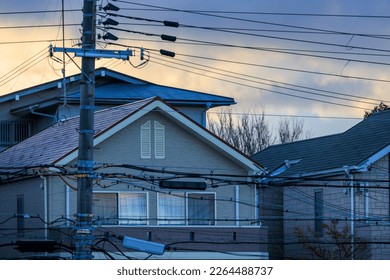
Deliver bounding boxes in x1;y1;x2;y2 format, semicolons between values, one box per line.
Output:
67;82;235;107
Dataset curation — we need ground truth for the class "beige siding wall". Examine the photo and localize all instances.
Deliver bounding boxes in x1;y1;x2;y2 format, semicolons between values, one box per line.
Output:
48;110;257;227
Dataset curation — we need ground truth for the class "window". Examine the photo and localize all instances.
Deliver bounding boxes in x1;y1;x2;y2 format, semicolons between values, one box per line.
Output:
158;193;186;225
188;193;216;225
314;190;324;236
158;192;216;225
93;192;148;225
120;193;148;225
93;193;118;225
140;120;165;159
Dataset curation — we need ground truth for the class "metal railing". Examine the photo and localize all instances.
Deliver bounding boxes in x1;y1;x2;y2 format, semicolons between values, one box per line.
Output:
0;120;31;147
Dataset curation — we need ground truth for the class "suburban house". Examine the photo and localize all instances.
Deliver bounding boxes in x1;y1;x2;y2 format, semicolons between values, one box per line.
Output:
252;110;390;260
0;67;235;151
0;97;267;259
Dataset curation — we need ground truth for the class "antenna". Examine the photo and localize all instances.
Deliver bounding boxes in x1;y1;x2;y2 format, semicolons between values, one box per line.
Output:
54;0;78;123
62;0;66;106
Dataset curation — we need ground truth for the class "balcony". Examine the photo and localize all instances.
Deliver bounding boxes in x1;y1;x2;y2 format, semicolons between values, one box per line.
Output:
46;225;268;259
0;120;31;148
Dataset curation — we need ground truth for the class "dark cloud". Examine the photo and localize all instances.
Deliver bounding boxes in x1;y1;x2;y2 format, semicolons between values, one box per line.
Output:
1;0;389;137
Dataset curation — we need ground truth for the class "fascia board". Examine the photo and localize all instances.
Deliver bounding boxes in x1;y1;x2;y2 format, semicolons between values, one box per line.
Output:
358;143;390;170
97;68;146;85
295;144;390;178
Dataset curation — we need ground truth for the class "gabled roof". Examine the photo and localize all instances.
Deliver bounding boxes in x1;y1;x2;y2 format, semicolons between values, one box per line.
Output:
0;97;262;173
251;110;390;177
1;68;235;109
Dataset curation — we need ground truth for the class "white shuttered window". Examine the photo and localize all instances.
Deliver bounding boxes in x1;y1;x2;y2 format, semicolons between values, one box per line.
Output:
140;120;165;159
140;121;151;159
154;121;165;159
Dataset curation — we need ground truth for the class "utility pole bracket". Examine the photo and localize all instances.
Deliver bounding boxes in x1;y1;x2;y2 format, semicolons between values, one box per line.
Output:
51;46;133;60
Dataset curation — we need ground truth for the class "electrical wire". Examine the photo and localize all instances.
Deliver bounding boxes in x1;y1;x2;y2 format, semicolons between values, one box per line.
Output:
111;41;390;84
117;6;390;19
2;2;390;260
151;52;386;106
113;1;390;42
105;25;390;66
0;9;81;16
106;13;390;40
0;47;49;88
0;23;80;30
149;59;371;111
0;38;80;45
108;11;390;49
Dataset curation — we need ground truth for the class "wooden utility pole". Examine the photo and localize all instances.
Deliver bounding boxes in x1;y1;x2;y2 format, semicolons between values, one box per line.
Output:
75;0;96;260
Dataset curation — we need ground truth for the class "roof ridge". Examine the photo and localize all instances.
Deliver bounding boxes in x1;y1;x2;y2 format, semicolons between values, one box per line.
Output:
94;96;158;114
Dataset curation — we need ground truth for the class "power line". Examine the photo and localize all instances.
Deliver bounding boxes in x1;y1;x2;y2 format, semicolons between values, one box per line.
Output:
108;11;390;45
106;25;390;66
0;23;80;30
108;18;390;37
0;9;81;15
149;59;371;111
0;47;49;88
0;38;80;45
112;41;390;84
151;51;388;105
208;111;361;120
118;7;390;19
113;1;390;42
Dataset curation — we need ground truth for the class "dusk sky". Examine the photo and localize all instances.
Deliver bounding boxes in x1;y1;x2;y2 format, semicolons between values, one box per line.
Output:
1;0;390;137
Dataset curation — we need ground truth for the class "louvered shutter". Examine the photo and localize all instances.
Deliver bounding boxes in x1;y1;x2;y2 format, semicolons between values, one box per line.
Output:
154;121;165;159
140;121;151;159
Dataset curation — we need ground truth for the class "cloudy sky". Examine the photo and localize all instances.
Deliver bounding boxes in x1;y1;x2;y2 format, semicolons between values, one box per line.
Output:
1;0;390;137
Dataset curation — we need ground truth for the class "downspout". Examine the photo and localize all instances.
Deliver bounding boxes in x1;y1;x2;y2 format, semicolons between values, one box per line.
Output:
255;186;259;225
235;185;240;226
365;186;369;222
348;172;355;260
66;184;70;226
40;175;48;239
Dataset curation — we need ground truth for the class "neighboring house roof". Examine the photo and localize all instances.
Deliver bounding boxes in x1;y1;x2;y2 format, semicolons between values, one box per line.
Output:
67;82;235;107
1;68;235;110
251;110;390;178
0;97;262;173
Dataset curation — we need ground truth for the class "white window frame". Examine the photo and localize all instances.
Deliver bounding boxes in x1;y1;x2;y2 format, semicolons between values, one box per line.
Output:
157;191;217;226
92;192;118;225
157;192;186;225
119;192;149;225
93;191;149;226
186;192;216;226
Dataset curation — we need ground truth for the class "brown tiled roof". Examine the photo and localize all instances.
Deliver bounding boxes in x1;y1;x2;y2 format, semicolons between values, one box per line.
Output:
0;98;155;168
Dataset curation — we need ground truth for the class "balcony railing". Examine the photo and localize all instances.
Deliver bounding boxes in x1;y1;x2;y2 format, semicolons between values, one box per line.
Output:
0;120;31;147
